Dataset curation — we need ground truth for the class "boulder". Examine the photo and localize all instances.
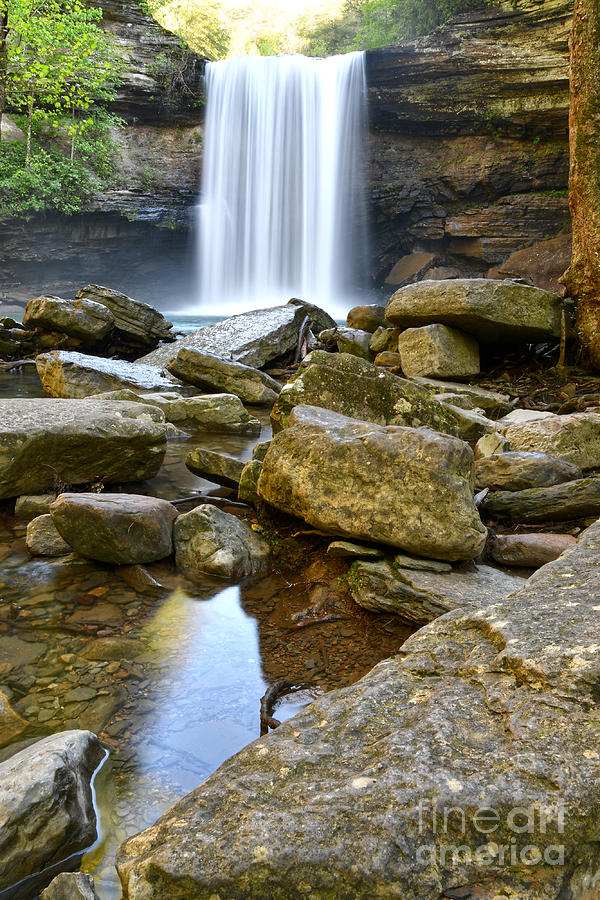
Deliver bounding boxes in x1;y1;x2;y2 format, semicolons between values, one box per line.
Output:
36;350;178;398
75;284;173;348
386;278;563;341
117;521;600;900
26;514;72;557
174;504;269;579
287;298;337;333
498;411;600;471
498;408;557;426
475;430;511;457
475;451;583;491
346;303;388;333
438;403;497;441
487;231;572;295
490;532;577;567
411;376;512;416
398;324;480;379
0;731;104;892
373;350;402;367
319;326;373;360
480;476;600;523
369;326;400;354
50;493;178;565
270;351;460;437
0;399;166;499
91;389;261;434
349;559;523;625
0;115;25;142
0;690;27;747
138;304;306;370
258;405;486;561
14;494;56;521
167;347;280;405
23;296;114;344
185;448;245;488
237;460;263;505
40;872;100;900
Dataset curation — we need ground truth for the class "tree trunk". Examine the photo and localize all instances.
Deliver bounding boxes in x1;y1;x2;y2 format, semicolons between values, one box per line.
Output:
0;2;9;141
561;0;600;369
25;96;33;167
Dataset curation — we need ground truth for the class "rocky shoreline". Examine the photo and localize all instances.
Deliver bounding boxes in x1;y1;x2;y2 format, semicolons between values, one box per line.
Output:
1;277;600;898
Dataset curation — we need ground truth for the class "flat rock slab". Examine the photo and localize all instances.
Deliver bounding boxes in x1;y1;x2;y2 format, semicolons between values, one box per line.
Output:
36;350;179;398
258;405;486;561
498;411;600;471
185;448;245;488
475;451;583;491
117;521;600;900
138;304;306;370
481;476;600;523
0;399;166;499
349;559;523;625
398;323;480;379
270;350;460;436
168;347;281;406
386;278;563;341
412;375;512;415
174;504;270;579
92;389;261;434
75;284;173;347
23;296;114;343
51;493;178;565
491;532;576;567
0;730;104;892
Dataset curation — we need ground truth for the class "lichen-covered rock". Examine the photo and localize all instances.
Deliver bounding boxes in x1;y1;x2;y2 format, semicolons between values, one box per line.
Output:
490;532;576;568
0;690;27;747
369;326;400;353
40;872;100;900
138;304;306;369
439;403;497;441
398;323;480;379
36;350;178;398
75;284;173;348
91;389;261;434
319;326;373;360
237;459;262;505
480;476;600;523
0;731;104;892
498;411;600;471
185;448;245;488
117;520;600;900
349;559;523;625
50;493;178;565
174;504;269;579
386;278;563;341
259;405;486;561
346;303;388;332
23;295;115;344
270;350;460;436
26;514;72;557
0;399;166;499
475;451;583;491
167;347;280;405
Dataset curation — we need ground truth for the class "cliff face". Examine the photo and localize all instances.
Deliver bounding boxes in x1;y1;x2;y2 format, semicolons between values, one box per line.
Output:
365;0;572;284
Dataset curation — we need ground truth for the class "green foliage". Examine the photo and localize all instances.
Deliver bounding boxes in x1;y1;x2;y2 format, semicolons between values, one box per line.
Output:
148;43;205;108
0;110;121;216
145;0;229;60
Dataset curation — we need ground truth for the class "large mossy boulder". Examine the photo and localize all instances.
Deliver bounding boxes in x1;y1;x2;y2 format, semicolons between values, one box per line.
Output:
138;304;306;369
270;350;460;436
36;350;178;398
258;405;486;561
117;522;600;900
75;284;173;349
0;398;166;498
167;347;281;405
386;278;563;341
0;731;104;892
23;295;115;345
50;493;179;564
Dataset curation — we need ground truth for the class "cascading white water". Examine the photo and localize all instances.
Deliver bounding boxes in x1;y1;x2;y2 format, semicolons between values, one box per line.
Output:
196;52;367;317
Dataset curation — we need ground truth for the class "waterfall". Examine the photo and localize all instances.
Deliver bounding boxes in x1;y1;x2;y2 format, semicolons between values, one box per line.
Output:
196;52;367;317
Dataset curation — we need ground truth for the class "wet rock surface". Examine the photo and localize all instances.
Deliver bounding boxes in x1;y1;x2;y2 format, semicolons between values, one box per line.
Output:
26;514;73;557
174;504;269;579
0;398;167;498
185;448;245;488
480;476;600;523
259;405;486;561
51;493;178;565
0;730;104;891
475;450;583;491
23;296;115;345
40;872;100;900
116;519;600;900
168;347;281;406
36;351;179;398
75;284;173;349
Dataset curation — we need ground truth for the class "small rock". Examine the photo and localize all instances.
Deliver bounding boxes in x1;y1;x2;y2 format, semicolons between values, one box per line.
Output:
327;541;385;559
40;871;100;900
412;376;511;416
490;533;576;568
185;448;245;488
369;326;399;354
497;408;557;426
319;326;373;360
393;553;451;573
174;504;270;579
238;460;263;506
398;324;480;379
475;431;511;458
346;304;388;333
373;351;402;368
481;476;600;523
26;515;72;557
440;403;497;441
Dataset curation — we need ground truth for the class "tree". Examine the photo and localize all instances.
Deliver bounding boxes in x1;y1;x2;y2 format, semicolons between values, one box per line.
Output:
560;0;600;369
145;0;229;59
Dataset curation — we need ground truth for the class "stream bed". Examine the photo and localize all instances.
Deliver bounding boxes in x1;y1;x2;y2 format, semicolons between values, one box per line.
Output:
0;369;412;898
